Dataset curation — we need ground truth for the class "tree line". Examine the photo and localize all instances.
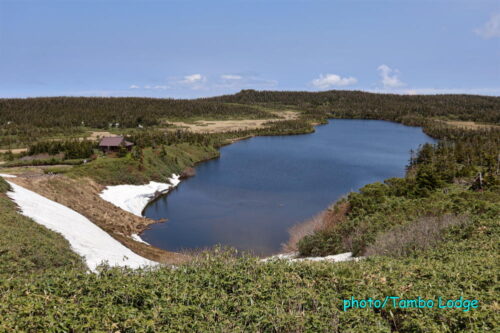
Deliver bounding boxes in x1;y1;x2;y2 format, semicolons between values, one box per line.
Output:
208;89;500;124
0;97;269;129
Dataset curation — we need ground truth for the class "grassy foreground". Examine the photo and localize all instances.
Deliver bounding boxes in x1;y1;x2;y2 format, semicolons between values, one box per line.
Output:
0;223;497;331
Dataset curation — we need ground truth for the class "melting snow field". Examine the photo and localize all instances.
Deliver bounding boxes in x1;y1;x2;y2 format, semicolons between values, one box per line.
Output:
0;173;16;178
261;251;361;263
99;174;181;217
5;179;157;272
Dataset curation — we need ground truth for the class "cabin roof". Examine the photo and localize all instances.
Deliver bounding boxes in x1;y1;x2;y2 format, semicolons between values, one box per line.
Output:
99;136;133;147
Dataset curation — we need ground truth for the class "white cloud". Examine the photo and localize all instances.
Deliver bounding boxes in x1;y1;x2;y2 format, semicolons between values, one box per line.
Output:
221;74;243;80
153;85;169;90
131;84;170;90
215;74;277;89
475;13;500;39
311;74;357;89
377;64;405;88
125;73;279;94
182;73;206;84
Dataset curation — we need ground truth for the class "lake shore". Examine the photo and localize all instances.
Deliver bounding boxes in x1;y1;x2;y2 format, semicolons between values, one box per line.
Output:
99;174;181;217
142;119;434;255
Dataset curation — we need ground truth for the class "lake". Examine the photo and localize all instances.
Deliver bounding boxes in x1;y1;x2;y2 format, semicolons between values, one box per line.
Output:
142;119;434;255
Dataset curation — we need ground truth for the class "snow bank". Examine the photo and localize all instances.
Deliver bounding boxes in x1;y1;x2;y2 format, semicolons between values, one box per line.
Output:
0;173;16;178
99;174;181;217
131;234;149;245
262;251;361;263
6;181;157;272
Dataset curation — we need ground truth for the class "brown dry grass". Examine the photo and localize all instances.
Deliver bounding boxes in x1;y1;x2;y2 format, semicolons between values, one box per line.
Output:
0;148;28;154
282;201;350;252
86;131;115;141
8;174;188;265
166;111;299;133
364;214;470;257
441;120;499;130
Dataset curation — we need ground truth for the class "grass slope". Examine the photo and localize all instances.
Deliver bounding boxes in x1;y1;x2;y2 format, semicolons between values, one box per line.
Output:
65;144;219;185
0;215;497;331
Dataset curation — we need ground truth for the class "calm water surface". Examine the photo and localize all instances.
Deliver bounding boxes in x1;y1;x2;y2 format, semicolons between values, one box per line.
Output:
142;120;434;255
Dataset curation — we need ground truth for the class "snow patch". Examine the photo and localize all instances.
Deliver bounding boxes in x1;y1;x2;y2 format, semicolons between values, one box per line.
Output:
6;181;157;272
262;251;361;263
0;173;16;178
131;234;149;245
99;174;181;217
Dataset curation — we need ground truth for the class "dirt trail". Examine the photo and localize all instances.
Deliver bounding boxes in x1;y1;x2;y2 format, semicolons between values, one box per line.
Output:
167;110;299;133
8;174;187;265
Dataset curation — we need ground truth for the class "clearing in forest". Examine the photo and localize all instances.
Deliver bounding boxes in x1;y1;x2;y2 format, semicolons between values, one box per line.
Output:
166;110;299;133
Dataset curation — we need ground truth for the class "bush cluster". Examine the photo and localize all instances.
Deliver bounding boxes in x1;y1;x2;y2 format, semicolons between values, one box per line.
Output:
28;139;97;159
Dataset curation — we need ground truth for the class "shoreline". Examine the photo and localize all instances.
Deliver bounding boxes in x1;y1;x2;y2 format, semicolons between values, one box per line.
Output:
98;174;181;244
99;174;181;217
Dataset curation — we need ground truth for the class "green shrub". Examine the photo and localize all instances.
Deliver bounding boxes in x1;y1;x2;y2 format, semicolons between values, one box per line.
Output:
299;184;499;257
0;178;10;193
297;230;342;257
0;219;498;332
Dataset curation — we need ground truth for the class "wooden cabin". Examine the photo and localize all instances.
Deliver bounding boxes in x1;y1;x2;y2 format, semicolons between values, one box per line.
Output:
98;136;134;153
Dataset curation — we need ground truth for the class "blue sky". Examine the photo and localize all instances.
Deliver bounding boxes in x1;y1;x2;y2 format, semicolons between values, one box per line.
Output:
1;0;499;98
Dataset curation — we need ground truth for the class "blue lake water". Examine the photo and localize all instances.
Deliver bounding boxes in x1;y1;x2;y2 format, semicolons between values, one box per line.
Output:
142;119;434;255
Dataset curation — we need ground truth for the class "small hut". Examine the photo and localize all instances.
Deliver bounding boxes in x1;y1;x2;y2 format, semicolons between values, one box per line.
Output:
99;136;134;153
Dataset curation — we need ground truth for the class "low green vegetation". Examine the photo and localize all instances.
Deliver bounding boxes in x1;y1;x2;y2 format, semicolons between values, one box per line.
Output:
2;158;86;168
0;217;497;331
67;144;219;185
297;127;499;257
298;183;499;257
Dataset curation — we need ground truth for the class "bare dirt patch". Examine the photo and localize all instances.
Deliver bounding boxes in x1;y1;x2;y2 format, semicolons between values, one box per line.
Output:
87;131;115;141
0;148;28;154
8;174;187;265
167;110;300;133
441;120;499;130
